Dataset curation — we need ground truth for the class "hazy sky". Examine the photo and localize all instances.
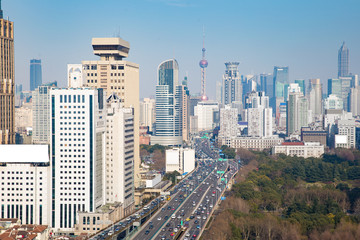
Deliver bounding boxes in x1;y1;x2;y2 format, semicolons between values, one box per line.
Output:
5;0;360;98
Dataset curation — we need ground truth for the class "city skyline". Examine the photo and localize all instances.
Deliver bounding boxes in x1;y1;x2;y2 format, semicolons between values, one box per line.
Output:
5;0;360;99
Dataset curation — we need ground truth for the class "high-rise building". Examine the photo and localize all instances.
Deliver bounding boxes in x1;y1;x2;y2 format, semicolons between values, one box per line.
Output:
324;94;343;110
0;4;15;144
76;37;140;187
139;98;156;132
335;119;356;149
350;78;360;116
244;91;273;137
295;79;305;96
30;59;42;91
221;62;242;105
340;76;353;111
105;94;134;215
272;66;289;122
328;78;342;97
273;66;289;100
194;101;219;131
178;85;190;142
338;42;349;78
287;84;308;136
308;79;323;118
219;105;238;143
50;88;106;231
151;59;182;146
260;73;273;99
32;82;57;144
215;81;222;104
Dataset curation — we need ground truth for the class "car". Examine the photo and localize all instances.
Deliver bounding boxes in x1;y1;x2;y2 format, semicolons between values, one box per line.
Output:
162;228;166;232
177;215;181;219
203;216;206;220
162;208;165;211
149;225;153;229
197;216;201;219
166;223;170;227
194;220;199;224
174;228;178;233
170;232;175;236
196;225;201;229
186;232;191;237
172;214;176;219
165;216;169;220
193;234;197;238
168;227;173;232
145;230;150;235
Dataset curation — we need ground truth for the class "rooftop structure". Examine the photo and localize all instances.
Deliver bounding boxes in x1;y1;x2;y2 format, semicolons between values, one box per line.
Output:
92;37;130;60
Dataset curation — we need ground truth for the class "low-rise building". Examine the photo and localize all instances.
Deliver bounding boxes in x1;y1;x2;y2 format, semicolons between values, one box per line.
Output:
272;142;324;158
223;136;283;150
0;224;50;240
74;203;123;236
301;127;327;146
165;148;195;174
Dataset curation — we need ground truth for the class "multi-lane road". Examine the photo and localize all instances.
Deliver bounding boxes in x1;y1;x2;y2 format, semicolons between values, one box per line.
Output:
131;137;239;240
92;136;239;240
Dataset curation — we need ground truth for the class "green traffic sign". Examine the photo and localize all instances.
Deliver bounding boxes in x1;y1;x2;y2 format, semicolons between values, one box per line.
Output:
217;171;225;174
221;178;225;181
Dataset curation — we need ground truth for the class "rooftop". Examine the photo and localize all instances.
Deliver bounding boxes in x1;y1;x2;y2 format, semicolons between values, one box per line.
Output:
0;145;49;163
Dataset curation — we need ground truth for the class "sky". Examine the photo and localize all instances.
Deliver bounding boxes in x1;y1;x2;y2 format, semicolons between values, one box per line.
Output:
5;0;360;99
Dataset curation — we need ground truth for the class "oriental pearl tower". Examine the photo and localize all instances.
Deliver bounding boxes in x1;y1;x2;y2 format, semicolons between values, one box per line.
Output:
199;32;208;101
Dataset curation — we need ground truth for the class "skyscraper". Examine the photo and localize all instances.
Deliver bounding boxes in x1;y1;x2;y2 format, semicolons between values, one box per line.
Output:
260;73;273;99
0;3;15;144
151;59;182;146
50;88;106;230
272;66;289;120
77;37;140;187
308;78;323;118
222;62;242;105
30;59;42;91
273;66;289;100
287;84;308;136
328;78;342;97
338;42;349;78
295;79;306;96
32;82;57;144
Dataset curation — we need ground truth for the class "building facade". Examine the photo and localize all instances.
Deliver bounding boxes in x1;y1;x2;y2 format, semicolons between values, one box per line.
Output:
272;142;324;158
152;59;182;146
222;62;242;105
0;7;15;144
105;94;134;215
219;105;238;142
0;145;50;225
338;42;349;78
80;37;140;188
30;59;42;91
223;136;283;150
139;98;155;132
194;101;219;131
50;88;106;231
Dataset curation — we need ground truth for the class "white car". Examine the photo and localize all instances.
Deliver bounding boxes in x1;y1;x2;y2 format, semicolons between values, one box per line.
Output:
157;217;162;221
172;214;176;219
203;216;206;220
174;228;178;233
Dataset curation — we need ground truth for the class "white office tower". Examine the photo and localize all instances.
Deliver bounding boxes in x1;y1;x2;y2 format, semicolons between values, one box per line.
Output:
32;86;51;144
140;98;156;132
152;59;182;146
308;79;323;119
105;94;134;215
67;64;84;88
165;148;195;174
287;84;309;136
0;145;50;225
194;101;219;131
219;105;238;143
350;78;360;116
50;88;106;232
324;94;344;110
215;81;222;104
222;62;242;105
335;119;356;149
245;91;273;137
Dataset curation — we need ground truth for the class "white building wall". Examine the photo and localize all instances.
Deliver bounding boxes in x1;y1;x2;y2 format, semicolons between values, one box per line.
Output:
50;88;106;231
0;145;50;226
183;149;195;174
105;98;134;214
194;102;219;131
67;64;85;88
166;149;180;173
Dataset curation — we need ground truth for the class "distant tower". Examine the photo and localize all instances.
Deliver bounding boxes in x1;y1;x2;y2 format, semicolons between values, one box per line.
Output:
199;30;208;101
338;42;349;77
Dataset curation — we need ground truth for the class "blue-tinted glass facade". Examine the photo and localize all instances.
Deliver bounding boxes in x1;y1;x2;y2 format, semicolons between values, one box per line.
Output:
30;59;42;91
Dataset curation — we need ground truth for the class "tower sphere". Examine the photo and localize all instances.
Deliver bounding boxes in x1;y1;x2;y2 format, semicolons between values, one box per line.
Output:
199;59;208;68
